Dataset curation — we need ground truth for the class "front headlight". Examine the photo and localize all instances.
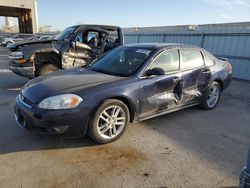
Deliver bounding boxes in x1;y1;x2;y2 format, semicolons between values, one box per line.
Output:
9;51;23;59
37;94;83;110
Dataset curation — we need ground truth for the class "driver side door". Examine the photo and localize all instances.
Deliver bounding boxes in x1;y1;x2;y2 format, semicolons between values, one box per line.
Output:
62;30;106;68
139;49;183;120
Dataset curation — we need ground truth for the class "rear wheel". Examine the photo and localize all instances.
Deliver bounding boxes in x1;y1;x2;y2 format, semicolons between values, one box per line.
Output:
200;81;221;110
88;99;130;144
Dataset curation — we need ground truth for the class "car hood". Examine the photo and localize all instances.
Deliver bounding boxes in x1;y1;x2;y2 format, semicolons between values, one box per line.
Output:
22;68;123;102
8;39;56;49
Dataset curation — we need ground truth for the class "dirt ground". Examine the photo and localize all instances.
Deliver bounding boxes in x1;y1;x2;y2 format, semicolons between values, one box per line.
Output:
0;47;249;188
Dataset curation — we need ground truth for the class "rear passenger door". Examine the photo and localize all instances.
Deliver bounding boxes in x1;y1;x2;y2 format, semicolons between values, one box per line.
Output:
180;48;211;104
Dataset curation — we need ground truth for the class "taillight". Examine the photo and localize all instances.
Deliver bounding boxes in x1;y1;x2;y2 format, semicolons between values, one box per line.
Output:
226;62;232;74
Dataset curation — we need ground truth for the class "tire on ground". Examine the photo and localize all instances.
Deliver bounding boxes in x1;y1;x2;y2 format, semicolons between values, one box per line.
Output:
88;99;130;144
200;81;221;110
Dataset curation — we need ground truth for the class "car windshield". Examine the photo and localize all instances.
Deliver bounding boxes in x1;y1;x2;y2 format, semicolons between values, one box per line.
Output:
55;26;77;40
90;47;152;77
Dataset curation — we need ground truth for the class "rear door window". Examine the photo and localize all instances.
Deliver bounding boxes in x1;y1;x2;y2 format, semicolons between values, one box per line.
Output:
203;51;216;67
180;49;204;70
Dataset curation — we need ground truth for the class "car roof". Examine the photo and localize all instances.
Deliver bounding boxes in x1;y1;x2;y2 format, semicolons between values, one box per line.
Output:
123;43;201;50
74;24;121;31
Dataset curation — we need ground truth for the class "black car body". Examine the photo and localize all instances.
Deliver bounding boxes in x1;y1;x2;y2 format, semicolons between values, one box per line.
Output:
240;146;250;188
14;43;232;143
30;35;55;41
8;24;124;78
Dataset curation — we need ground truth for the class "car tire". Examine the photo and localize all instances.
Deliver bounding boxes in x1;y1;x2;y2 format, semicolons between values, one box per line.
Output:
88;99;130;144
200;81;221;110
36;64;59;76
34;53;60;76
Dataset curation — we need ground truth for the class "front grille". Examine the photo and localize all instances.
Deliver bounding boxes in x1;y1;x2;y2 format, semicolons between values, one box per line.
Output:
16;112;25;127
19;93;34;108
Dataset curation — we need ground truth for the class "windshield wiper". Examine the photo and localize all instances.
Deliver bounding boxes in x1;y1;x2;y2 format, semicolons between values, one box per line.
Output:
91;68;124;77
92;68;112;75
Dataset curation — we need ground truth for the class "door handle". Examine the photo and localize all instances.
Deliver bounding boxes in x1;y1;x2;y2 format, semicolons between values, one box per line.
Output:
173;77;181;82
202;68;211;73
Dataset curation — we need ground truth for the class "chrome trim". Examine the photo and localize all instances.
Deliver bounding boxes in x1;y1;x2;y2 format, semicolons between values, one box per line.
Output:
9;65;34;78
139;102;199;121
19;94;32;108
8;56;22;60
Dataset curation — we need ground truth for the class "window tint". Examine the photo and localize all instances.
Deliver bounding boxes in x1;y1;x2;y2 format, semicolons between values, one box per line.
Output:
203;51;216;66
90;47;152;77
149;49;179;73
75;31;105;47
181;49;204;70
55;26;77;40
75;33;84;43
107;30;119;43
87;31;99;41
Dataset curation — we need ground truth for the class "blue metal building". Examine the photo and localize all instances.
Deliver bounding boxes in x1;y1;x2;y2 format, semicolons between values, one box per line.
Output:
123;22;250;80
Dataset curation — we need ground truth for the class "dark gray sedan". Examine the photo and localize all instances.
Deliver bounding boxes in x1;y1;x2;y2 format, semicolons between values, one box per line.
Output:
14;43;232;143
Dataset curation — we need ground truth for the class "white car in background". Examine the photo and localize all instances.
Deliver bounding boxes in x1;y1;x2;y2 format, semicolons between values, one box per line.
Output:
1;33;34;47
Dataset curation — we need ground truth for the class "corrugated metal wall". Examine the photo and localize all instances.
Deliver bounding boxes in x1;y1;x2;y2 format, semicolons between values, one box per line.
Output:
123;23;250;80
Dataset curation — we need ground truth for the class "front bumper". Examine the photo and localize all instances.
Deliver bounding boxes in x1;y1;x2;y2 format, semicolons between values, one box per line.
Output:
240;167;250;188
9;60;34;78
14;94;90;138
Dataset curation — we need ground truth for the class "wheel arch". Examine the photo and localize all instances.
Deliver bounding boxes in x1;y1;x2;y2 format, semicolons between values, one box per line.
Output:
91;95;137;123
213;79;224;91
31;50;62;73
5;40;13;46
84;94;137;137
108;96;137;123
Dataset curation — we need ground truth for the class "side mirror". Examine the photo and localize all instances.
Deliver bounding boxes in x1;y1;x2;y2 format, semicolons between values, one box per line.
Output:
145;67;165;76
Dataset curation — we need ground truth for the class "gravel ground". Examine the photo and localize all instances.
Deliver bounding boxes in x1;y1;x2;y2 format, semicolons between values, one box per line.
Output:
0;47;249;188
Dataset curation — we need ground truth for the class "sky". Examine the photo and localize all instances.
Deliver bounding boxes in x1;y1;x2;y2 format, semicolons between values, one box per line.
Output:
1;0;250;31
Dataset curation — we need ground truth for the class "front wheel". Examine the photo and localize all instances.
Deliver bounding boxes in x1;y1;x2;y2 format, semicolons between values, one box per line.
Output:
200;82;221;110
88;99;130;144
36;64;59;76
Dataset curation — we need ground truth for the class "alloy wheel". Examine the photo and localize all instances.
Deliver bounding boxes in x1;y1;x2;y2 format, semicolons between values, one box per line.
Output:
206;85;220;108
97;105;126;139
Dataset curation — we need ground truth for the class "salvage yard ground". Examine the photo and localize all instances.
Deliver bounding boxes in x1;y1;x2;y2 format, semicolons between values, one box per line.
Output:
0;47;249;188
